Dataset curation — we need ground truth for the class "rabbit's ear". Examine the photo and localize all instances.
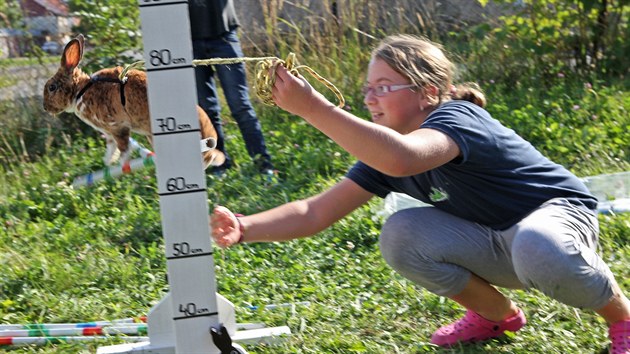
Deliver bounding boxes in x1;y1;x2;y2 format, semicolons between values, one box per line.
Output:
60;35;84;74
76;34;85;48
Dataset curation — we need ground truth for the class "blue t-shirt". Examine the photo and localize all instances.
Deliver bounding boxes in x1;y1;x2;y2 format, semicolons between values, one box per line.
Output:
346;100;597;230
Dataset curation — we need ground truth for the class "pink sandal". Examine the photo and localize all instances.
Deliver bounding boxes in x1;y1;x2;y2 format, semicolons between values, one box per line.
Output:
430;309;526;347
610;319;630;354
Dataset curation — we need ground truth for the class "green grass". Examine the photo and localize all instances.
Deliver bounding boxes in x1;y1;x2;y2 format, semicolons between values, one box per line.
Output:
0;56;56;89
0;57;56;68
0;96;628;353
0;18;629;354
0;77;18;90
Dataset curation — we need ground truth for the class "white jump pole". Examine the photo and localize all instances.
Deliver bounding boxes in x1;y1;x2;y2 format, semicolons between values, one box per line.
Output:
96;1;288;353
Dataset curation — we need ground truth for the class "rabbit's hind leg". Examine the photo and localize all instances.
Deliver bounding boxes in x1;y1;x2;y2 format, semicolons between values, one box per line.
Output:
112;127;133;165
103;134;121;165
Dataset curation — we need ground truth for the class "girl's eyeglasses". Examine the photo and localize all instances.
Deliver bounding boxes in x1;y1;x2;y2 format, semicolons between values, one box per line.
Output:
361;84;416;97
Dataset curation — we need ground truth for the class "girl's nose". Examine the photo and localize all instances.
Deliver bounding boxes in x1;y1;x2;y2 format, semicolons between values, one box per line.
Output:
363;90;377;106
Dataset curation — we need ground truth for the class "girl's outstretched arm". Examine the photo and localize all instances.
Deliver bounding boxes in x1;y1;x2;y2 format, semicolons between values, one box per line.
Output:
210;178;374;248
271;65;459;177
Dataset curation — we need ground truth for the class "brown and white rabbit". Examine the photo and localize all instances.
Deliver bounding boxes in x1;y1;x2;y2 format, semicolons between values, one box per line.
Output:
43;34;225;169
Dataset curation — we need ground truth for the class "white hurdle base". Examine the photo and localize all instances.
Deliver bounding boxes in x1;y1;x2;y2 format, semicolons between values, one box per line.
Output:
96;293;290;354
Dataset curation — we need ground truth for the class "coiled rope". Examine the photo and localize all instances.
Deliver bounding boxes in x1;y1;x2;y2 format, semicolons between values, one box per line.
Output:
120;53;345;108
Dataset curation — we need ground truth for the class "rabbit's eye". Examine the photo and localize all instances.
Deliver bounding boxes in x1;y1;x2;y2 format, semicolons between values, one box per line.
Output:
48;83;58;92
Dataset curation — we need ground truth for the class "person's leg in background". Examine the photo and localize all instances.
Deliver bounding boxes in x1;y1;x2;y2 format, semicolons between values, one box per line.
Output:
193;38;233;173
213;30;273;173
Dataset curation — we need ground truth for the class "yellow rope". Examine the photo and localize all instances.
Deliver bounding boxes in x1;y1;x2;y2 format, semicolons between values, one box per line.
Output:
119;61;145;81
120;53;345;108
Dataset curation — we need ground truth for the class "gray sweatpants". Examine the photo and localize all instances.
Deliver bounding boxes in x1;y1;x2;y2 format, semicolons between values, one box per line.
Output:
379;198;615;309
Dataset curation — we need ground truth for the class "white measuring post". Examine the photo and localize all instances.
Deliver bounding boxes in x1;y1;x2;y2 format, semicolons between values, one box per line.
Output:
140;1;220;352
99;0;221;352
97;2;290;353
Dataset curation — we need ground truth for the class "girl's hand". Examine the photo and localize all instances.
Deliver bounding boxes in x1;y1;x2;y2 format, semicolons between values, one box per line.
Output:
271;64;331;118
210;205;242;248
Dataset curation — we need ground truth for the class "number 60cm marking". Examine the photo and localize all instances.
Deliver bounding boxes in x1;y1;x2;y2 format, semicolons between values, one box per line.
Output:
166;177;199;191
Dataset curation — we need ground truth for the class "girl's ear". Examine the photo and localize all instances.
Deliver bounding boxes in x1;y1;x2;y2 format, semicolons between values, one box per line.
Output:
425;84;439;98
419;84;440;108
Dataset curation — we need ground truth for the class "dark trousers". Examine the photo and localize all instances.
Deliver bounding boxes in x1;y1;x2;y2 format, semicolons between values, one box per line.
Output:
192;30;272;170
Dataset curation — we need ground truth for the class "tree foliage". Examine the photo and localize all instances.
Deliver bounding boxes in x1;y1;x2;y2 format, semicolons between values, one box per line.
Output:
0;0;21;28
472;0;629;85
68;0;142;72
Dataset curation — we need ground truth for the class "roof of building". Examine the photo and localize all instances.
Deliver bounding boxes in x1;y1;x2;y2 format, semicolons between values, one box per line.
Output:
21;0;69;17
